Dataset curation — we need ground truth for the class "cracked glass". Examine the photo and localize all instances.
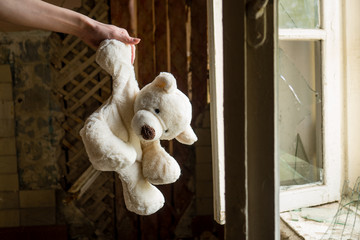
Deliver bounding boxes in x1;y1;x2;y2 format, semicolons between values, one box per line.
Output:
278;40;323;187
279;0;320;29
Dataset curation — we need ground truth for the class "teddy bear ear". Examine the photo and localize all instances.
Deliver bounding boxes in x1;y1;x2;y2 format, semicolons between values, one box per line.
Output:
175;125;198;145
153;72;177;93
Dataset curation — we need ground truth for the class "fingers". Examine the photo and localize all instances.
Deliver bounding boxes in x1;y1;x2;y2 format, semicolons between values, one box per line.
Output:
122;36;140;45
104;25;140;45
119;29;140;45
131;44;135;64
130;37;141;45
118;30;138;64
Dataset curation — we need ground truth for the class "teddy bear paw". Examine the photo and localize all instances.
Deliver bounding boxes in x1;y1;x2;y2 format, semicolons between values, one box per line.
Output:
96;39;132;76
121;178;165;215
142;148;181;185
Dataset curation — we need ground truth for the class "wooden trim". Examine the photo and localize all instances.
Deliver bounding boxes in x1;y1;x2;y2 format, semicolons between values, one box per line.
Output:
190;0;208;119
246;2;278;239
136;0;156;86
207;0;225;225
168;0;188;93
110;0;131;34
223;1;278;239
279;29;326;40
154;0;169;74
223;1;246;238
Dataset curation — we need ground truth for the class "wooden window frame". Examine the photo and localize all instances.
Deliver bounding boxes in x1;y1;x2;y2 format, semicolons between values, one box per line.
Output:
207;0;225;225
279;0;343;212
209;0;279;239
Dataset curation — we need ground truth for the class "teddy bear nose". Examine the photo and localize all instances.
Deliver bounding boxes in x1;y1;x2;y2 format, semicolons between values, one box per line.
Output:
141;124;156;140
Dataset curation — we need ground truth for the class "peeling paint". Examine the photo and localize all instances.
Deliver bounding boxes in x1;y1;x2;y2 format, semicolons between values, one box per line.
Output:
0;31;63;190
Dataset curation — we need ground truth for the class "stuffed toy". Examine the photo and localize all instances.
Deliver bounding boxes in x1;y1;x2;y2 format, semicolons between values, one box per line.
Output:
79;39;197;215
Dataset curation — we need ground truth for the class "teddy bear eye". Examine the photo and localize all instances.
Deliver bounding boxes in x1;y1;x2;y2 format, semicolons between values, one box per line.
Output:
155;109;160;114
165;129;169;133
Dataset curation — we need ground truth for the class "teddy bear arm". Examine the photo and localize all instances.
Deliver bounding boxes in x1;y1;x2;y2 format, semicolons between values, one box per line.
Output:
80;115;137;171
96;40;136;96
88;143;135;172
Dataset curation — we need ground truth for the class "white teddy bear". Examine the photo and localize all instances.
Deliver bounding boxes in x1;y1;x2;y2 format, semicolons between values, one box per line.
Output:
79;39;197;215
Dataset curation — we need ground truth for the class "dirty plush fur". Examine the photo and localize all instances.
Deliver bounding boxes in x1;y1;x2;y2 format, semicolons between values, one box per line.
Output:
80;40;197;215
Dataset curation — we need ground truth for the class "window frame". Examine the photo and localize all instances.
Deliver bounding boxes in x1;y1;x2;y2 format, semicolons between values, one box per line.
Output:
207;0;225;225
209;1;278;238
279;0;343;212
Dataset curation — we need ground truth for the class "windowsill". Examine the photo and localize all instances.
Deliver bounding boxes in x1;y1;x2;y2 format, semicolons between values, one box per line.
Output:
280;202;339;240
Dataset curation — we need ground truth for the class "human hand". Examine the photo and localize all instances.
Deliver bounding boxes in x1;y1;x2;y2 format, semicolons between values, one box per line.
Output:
130;45;135;65
0;0;140;53
80;21;140;48
79;19;140;63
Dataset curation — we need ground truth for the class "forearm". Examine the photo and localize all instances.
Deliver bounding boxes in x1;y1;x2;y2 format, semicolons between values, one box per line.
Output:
0;0;92;37
0;0;140;47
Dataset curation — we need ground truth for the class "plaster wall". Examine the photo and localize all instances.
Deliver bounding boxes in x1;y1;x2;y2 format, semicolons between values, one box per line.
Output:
345;0;360;186
0;31;63;189
0;31;62;227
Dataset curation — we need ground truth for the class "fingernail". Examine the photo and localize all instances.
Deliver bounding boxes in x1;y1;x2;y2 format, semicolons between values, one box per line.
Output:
133;38;141;42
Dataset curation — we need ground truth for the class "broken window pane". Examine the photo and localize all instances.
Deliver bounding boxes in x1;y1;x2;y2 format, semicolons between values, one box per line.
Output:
278;40;322;187
279;0;320;29
322;178;360;239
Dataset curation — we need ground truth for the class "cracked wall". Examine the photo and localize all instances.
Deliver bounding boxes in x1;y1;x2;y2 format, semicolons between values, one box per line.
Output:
0;31;64;190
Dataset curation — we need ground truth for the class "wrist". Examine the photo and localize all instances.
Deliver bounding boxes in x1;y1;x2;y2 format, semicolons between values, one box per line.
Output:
74;14;95;39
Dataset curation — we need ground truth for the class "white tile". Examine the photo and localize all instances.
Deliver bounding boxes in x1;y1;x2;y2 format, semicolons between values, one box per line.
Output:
19;190;56;208
20;208;56;226
0;119;15;137
0;209;20;227
0;101;14;119
0;65;12;83
0;156;17;174
0;138;16;155
0;83;13;101
0;174;19;191
0;191;19;209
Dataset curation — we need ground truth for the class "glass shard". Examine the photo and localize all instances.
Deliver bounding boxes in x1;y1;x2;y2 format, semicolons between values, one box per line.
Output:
322;178;360;239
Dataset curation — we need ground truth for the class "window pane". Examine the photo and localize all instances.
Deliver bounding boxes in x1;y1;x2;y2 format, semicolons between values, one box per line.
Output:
279;0;320;29
278;41;322;187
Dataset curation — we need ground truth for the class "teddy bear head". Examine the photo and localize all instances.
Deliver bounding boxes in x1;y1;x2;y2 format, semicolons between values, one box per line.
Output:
131;72;197;145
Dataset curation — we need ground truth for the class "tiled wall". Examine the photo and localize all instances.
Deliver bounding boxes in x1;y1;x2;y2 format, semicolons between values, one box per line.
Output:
0;65;19;227
0;64;56;227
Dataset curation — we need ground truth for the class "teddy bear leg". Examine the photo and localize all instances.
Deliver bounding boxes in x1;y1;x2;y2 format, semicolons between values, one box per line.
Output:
118;161;165;215
142;141;181;185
